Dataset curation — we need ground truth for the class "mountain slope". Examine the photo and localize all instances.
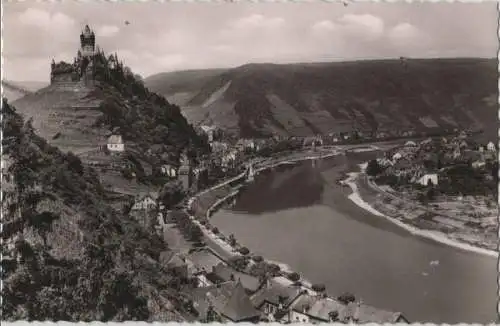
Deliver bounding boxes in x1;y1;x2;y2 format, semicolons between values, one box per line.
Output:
145;59;497;140
1;99;185;321
1;80;48;102
12;49;209;160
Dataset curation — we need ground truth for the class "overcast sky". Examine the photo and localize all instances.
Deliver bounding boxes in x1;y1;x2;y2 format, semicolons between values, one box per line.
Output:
3;0;498;82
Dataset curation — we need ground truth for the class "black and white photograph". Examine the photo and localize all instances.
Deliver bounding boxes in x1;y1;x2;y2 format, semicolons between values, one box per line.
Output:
1;0;498;324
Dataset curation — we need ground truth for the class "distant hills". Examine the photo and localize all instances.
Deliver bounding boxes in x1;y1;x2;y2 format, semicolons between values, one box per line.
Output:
145;58;498;141
2;80;48;101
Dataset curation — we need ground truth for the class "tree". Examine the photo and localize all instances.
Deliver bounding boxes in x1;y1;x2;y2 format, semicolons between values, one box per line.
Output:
238;247;250;255
366;159;383;176
426;187;436;201
328;311;339;322
228;234;237;247
287;272;300;282
228;256;249;271
65;152;84;176
312;283;326;293
252;255;263;263
337;292;356;304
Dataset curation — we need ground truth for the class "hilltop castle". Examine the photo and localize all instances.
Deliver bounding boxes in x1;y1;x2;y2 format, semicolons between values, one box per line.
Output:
50;25;97;86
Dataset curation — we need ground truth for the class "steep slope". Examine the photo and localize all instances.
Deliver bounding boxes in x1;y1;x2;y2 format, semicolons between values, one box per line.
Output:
145;69;228;106
146;59;497;140
12;49;209;164
1;99;186;321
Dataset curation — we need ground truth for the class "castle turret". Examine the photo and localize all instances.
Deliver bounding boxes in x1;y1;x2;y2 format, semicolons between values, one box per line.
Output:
80;25;95;57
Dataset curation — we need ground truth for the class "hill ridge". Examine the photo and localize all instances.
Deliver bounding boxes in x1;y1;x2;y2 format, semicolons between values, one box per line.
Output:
145;58;497;140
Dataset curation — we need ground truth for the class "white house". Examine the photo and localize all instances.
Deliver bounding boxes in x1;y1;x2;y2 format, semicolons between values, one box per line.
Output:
392;152;402;162
487;141;496;152
107;134;125;152
200;125;217;142
161;164;177;178
472;161;486;169
417;173;438;186
132;193;158;211
404;141;417;147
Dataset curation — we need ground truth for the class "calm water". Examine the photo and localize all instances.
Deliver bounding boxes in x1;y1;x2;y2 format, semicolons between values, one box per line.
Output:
211;153;498;323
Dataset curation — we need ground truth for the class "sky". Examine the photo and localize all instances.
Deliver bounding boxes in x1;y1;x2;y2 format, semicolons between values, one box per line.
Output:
3;0;498;82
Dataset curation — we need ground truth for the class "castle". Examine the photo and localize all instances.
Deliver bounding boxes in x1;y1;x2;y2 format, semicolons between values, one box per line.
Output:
50;25;97;86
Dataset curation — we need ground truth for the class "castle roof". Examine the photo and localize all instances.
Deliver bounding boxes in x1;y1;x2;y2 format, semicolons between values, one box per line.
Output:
107;134;123;144
82;24;94;36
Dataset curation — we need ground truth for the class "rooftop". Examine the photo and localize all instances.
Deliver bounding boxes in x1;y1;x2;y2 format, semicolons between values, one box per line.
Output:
250;277;303;308
108;134;124;144
191;281;260;322
186;249;225;275
208;263;262;293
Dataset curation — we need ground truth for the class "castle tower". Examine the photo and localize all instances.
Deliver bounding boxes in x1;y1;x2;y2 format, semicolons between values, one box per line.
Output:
80;25;95;57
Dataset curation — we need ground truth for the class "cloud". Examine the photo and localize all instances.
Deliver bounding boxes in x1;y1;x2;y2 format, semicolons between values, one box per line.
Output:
338;14;385;40
97;25;120;38
311;20;337;34
231;14;285;30
114;49;186;77
18;8;75;32
388;23;431;55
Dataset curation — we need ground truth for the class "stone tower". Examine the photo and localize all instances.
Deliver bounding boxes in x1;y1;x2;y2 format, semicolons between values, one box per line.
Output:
80;25;96;57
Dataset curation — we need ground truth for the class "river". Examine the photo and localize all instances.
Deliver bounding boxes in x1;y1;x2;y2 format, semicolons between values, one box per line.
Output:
210;152;498;324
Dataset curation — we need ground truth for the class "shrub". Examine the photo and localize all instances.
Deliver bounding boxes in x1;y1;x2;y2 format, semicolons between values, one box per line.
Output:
312;283;326;292
252;255;263;263
212;227;219;234
337;292;356;304
366;159;383;176
238;247;250;255
287;272;300;282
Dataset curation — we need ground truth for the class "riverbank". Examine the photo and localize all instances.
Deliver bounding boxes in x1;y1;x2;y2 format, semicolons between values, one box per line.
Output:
186;149;341;289
342;164;498;258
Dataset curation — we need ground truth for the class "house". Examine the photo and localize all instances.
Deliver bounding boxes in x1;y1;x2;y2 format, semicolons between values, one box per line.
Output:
339;301;409;323
161;164;177;177
160;251;188;278
404;141;417;147
190;280;261;322
251;277;304;321
283;294;409;324
284;293;345;323
472;161;486;169
107;134;125;152
131;192;158;211
207;263;263;294
392;152;402;162
417;173;438;186
186;248;226;276
487;141;496;152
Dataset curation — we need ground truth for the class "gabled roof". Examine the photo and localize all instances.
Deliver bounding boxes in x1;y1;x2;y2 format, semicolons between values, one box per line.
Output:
192;281;260;322
186;249;225;274
107;134;123;144
346;302;405;323
291;294;344;321
210;263;262;292
251;278;303;308
136;192;159;201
